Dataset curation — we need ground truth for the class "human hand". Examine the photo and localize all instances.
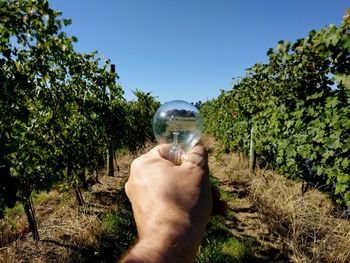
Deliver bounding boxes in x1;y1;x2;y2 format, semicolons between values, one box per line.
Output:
121;144;214;262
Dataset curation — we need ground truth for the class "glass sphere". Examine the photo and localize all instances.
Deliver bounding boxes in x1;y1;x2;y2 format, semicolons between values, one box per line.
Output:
153;100;203;163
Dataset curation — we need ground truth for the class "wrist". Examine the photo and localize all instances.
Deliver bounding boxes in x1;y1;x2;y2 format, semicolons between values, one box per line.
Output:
122;211;200;263
125;228;197;263
140;205;191;237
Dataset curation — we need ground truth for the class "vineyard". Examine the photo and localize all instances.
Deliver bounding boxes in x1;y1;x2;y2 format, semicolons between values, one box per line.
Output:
1;0;350;262
201;10;350;207
0;0;159;242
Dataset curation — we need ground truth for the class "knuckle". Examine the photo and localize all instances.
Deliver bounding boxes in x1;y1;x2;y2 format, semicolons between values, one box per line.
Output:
130;157;142;171
189;164;205;176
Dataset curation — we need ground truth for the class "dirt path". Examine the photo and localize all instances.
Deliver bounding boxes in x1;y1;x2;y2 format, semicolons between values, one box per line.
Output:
208;149;291;262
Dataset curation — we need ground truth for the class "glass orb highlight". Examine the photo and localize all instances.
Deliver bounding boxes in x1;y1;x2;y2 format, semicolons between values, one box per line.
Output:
153;100;203;164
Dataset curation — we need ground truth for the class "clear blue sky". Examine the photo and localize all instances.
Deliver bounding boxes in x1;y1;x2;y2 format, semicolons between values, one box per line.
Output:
50;0;348;103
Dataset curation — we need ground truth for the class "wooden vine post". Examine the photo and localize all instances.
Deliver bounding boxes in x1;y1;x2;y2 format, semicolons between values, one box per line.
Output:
249;126;255;174
107;64;116;177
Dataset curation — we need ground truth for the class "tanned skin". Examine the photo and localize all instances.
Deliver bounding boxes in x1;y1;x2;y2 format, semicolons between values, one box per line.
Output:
120;144;226;263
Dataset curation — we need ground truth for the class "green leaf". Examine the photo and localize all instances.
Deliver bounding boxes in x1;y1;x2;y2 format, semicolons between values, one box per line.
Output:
306;92;323;100
315;165;324;176
335;182;347;195
343;138;350;152
325;138;337;149
322;150;335;160
63;18;72;26
344;192;350;205
341;158;349;169
325;97;339;108
333;74;350;90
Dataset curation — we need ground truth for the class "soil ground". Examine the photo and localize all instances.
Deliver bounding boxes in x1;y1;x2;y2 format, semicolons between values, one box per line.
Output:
208;151;292;262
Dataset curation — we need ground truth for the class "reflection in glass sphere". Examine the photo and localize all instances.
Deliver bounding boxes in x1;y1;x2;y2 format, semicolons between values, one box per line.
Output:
153;100;203;164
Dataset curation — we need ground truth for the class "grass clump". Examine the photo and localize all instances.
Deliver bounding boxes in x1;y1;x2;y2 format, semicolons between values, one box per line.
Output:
65;188;136;263
250;169;350;263
196;216;255;263
4;202;24;219
0;203;28;247
221;237;253;259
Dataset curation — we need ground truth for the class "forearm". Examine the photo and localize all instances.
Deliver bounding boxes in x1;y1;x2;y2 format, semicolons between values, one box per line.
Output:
120;238;195;263
120;218;201;263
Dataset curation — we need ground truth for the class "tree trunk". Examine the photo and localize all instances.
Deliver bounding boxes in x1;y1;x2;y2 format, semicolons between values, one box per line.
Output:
66;161;72;184
74;186;84;206
249;126;256;174
24;197;39;241
107;146;114;177
94;170;101;184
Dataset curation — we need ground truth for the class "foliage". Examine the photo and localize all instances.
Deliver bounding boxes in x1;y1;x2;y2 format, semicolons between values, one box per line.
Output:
123;90;160;151
0;0;159;240
201;10;350;206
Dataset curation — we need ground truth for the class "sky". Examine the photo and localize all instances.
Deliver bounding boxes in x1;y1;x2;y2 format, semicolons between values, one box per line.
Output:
50;0;349;103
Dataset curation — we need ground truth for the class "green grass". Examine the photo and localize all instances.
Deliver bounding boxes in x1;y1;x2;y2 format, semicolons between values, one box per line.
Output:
221;237;254;260
65;188;136;263
195;216;255;263
195;175;261;262
4;202;24;219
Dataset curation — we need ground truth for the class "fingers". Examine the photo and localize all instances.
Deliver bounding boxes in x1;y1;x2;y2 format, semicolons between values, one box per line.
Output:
154;144;172;159
185;145;208;167
148;145;208;167
211;186;228;216
142;144;171;160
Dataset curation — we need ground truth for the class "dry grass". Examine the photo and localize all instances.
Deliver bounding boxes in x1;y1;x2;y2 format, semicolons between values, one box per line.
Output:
2;144;144;263
1;144;155;263
250;169;350;263
2;138;349;262
0;207;28;249
5;190;104;262
204;135;350;263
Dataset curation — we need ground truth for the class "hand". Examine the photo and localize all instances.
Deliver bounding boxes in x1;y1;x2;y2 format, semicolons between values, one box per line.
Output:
121;144;213;263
